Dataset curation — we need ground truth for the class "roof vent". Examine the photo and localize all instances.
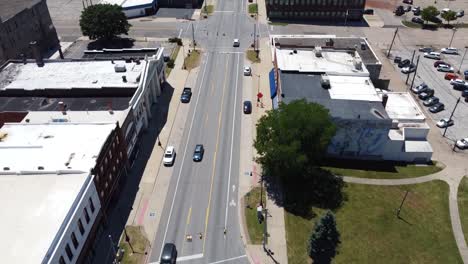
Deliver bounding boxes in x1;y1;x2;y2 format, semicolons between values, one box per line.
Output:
293;49;297;54
114;64;127;72
320;74;330;89
38;166;44;170
315;46;322;57
3;167;10;171
122;76;127;83
354;59;362;70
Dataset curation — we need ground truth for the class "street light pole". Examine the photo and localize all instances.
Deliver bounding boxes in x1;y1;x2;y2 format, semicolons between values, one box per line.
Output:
457;47;467;74
406;50;416;84
410;55;421;90
443;97;461;137
387;27;399;58
108;234;118;264
449;28;457;47
396;190;409;218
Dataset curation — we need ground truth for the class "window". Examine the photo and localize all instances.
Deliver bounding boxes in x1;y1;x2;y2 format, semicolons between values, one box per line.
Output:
84;208;90;223
59;256;66;264
119;152;123;159
109;152;112;160
65;244;73;261
71;232;79;249
78;219;85;235
105;181;109;189
112;166;116;173
89;197;95;213
100;190;104;198
100;165;104;173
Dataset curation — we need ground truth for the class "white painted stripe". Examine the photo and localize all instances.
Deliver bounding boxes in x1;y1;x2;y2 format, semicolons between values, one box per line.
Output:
215;11;234;12
218;51;244;54
177;253;204;262
178;28;183;38
208;255;248;264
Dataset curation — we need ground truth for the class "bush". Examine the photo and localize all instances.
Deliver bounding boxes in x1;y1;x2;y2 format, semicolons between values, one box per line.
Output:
168;37;183;46
167;59;175;68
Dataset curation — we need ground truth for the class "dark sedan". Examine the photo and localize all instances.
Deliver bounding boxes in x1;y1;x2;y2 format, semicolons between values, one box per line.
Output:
412;17;424;24
398;59;411;68
193;144;204;162
429;102;445;113
180;87;192;103
418;89;434;100
243;101;252;114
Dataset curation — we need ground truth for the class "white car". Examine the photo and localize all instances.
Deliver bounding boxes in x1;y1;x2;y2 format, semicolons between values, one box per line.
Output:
233;39;240;47
437;64;455;72
436;118;454;128
424;52;441;59
456;138;468;149
163;146;176;166
441;47;458;54
401;66;416;74
243;66;251;76
450;79;466;86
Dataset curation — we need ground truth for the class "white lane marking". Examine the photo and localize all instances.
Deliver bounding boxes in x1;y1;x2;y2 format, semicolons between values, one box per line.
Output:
229;199;236;207
178;28;183;38
208;255;248;264
177;253;204;262
158;53;211;260
232;184;236;192
224;53;240;229
218;51;244;54
185;21;191;36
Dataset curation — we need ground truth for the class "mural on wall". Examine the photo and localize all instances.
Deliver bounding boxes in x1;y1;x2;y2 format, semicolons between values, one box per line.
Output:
327;119;390;157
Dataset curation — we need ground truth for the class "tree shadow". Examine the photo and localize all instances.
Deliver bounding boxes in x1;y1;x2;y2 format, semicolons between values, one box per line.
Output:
87;37;136;50
321;158;435;173
269;18;369;27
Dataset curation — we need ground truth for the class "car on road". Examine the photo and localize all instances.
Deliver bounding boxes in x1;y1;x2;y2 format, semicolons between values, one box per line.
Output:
429;102;445;113
243;100;252;114
434;60;449;67
160;243;177;264
180;87;192;103
424;52;441;60
419;47;433;53
436;118;454;128
163;146;176;166
450;79;466;86
402;65;416;73
423;96;439;106
411;17;424;24
457;10;465;18
403;0;413;4
193;144;204;162
233;39;240;47
445;73;458;80
398;59;411;68
456;138;468;149
437;64;454;72
394;56;402;63
411;83;428;94
243;66;251;76
441;47;458;54
418;89;434;100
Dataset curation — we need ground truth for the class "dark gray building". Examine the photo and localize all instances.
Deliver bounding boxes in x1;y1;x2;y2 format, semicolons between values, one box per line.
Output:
0;0;59;62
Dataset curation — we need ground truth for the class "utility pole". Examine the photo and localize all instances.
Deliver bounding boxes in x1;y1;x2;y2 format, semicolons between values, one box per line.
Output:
253;23;256;52
406;50;416;84
449;28;457;47
344;10;349;26
410;55;420;90
108;234;117;263
192;23;196;49
457;47;467;74
396;190;409;218
387;27;399;58
443;97;461;137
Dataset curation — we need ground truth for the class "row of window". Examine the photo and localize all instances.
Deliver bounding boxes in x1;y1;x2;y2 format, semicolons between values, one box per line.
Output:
58;197;96;264
267;0;364;7
269;10;349;18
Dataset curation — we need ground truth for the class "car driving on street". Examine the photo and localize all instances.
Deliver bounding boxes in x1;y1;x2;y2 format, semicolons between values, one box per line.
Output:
163;146;176;166
193;144;205;162
180;87;192;103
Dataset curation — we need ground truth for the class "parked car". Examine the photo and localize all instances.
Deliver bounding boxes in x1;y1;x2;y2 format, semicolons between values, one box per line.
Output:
193;144;205;162
424;52;441;60
412;6;420;12
441;8;451;14
243;100;252;114
429;16;442;24
464;70;468;80
364;9;374;15
453;83;468;90
419;47;433;53
243;66;251;76
395;6;405;16
436;118;454;128
402;65;416;73
163;146;176;166
429;102;445;113
398;59;411;68
457;10;465;18
403;0;413;4
437;65;454;72
180;87;192;103
394;56;402;63
462;89;468;97
423;96;439;106
456;138;468;149
411;83;428;94
441;47;458;54
445;73;459;80
434;60;449;67
413;9;421;16
404;5;412;12
450;79;466;86
418;89;434;100
412;17;424;24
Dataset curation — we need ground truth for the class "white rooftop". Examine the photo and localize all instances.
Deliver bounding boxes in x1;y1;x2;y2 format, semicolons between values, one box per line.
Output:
22;110;128;125
384;92;426;122
0;60;145;90
328;75;381;102
101;0;154;8
275;48;369;76
0;172;89;263
405;141;433;153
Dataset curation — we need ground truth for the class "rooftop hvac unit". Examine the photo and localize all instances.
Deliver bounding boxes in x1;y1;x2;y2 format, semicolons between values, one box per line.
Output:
354;59;362;70
315;46;322;57
114;64;126;73
320;74;330;89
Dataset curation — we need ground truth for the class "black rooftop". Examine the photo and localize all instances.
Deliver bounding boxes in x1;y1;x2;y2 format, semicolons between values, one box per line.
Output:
0;97;131;112
82;48;160;60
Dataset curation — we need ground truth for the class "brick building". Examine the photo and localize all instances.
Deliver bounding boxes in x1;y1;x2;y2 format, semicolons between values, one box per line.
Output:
266;0;366;21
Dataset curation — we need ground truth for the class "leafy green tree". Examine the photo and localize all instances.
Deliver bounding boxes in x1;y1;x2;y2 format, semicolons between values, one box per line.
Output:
79;4;131;40
421;6;440;24
254;99;337;184
441;10;457;25
308;211;340;264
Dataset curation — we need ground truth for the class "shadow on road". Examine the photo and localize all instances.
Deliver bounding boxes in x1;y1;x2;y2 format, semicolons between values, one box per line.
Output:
269;18;369;27
87;37;136;50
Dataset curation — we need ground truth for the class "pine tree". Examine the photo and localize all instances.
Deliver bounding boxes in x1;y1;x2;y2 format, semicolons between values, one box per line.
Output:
308;211;340;264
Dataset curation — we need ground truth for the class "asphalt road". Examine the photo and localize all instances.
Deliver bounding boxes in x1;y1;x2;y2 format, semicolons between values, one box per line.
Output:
149;1;253;264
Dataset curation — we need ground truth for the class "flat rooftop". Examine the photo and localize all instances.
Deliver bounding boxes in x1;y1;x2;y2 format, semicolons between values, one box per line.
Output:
21;110;129;125
328;76;380;101
0;60;145;90
280;72;389;120
271;35;380;65
384;92;425;122
101;0;154;8
83;48;160;60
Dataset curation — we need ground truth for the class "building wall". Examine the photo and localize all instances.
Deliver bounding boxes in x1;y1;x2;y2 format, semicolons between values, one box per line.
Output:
43;175;102;264
123;1;157;18
0;112;28;127
0;0;59;60
158;0;201;8
266;0;366;20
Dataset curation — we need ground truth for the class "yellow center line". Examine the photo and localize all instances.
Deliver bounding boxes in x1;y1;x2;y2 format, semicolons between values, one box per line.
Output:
203;56;230;253
180;207;192;255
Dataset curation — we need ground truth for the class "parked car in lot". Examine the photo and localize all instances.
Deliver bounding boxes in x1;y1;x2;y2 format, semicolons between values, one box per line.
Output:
404;5;412;12
437;64;455;72
180;87;192;103
450;79;466;86
462;89;468;97
402;65;416;73
424;52;441;59
445;73;459;80
429;102;445;113
412;83;428;93
456;138;468;149
398;59;411;68
453;83;468;90
419;47;433;53
418;89;434;100
457;10;465;18
429;16;442;24
163;146;176;166
423;96;439;106
434;60;449;67
436;118;454;128
412;17;424;24
464;70;468;80
394;56;402;63
441;47;458;54
403;0;412;4
413;9;421;15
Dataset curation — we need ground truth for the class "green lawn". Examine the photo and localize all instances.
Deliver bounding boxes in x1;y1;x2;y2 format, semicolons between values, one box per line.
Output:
165;45;180;77
285;181;462;264
203;5;214;15
246;50;260;63
402;20;423;28
248;4;258;14
268;21;288;26
119;226;149;264
321;159;443;179
184;50;201;71
244;187;266;244
458;176;468;244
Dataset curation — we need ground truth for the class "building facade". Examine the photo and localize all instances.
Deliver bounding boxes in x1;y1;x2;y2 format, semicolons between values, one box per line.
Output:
0;0;59;61
266;0;366;21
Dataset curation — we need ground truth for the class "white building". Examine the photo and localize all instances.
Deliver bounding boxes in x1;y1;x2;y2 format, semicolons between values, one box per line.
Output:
0;123;116;263
101;0;157;18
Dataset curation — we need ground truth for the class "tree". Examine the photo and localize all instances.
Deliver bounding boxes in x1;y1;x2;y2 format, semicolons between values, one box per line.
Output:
308;211;340;264
79;4;131;40
254;99;337;184
421;6;440;24
441;10;457;25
